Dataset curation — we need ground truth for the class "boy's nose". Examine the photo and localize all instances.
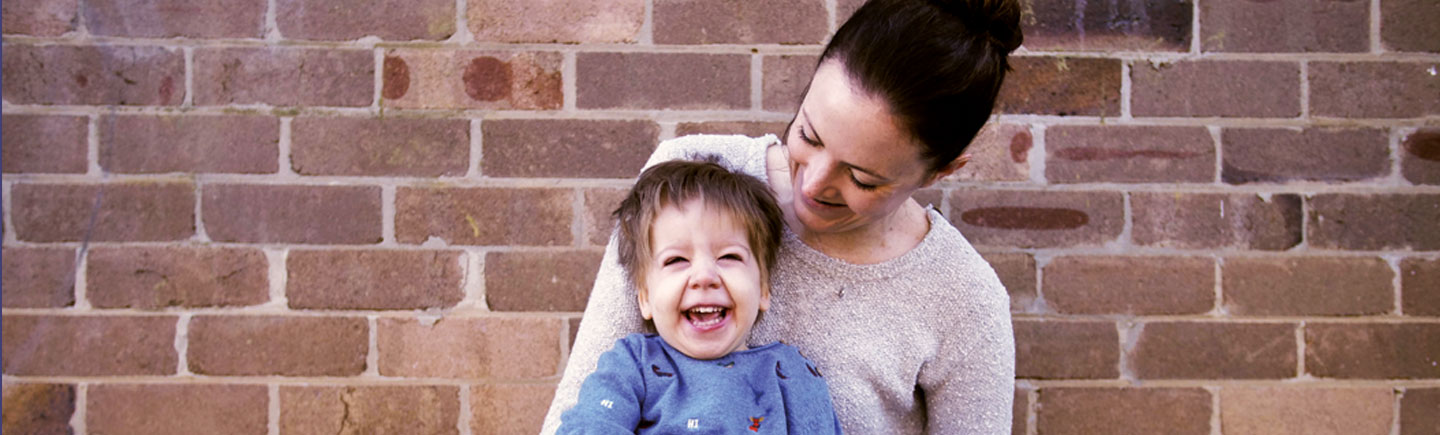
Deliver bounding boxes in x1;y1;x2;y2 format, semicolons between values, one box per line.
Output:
687;261;721;290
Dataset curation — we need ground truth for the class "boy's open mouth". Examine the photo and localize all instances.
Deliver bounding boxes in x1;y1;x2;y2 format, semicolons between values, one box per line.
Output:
685;306;729;330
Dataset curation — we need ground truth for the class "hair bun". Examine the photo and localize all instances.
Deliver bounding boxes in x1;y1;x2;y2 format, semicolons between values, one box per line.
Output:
929;0;1024;52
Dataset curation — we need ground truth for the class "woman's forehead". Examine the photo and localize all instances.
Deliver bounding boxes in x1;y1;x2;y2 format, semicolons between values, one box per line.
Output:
801;62;928;178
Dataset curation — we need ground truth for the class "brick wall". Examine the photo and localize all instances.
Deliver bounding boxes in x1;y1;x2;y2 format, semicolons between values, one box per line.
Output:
2;0;1437;434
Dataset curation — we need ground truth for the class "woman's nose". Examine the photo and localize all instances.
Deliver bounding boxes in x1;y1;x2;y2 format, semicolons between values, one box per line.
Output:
800;155;839;199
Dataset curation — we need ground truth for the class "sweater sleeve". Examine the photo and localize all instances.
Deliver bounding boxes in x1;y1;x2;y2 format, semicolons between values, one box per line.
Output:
918;267;1016;434
557;336;647;435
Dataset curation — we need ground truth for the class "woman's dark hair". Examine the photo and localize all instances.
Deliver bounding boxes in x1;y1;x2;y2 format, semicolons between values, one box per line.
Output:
820;0;1023;173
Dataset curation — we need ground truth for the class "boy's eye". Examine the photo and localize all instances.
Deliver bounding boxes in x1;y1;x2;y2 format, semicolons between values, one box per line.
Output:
719;253;744;262
663;256;688;266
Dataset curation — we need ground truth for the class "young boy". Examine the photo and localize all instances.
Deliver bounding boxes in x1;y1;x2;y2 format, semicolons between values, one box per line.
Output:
558;157;842;434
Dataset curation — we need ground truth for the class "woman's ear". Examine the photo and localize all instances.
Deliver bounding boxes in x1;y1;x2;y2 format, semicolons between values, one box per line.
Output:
922;154;970;187
637;289;654;320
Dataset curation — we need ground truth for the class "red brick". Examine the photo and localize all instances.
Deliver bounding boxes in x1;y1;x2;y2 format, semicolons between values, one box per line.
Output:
2;114;88;174
763;55;817;113
1402;128;1440;185
1;0;78;36
194;47;373;107
1306;322;1440;379
1045;256;1214;315
381;49;562;110
377;317;564;379
1132;192;1303;250
11;181;195;242
1310;62;1440;118
912;188;943;210
481;119;657;178
471;383;556;435
1012;387;1029;435
1402;388;1440;435
2;383;74;435
188;315;367;376
99;114;279;174
1223;127;1389;183
837;0;864;23
583;187;628;246
287;249;463;310
1014;319;1119;379
281;386;460;435
1221;387;1393;435
83;0;265;38
1382;0;1440;52
2;247;76;308
2;45;183;106
87;247;268;309
577;53;749;110
88;384;267;435
290;117;468;176
979;252;1035;312
1224;257;1393;316
202;184;381;244
1133;321;1297;379
947;190;1124;248
568;317;582;350
997;57;1122;116
2;315;176;376
1403;258;1440;316
396;187;573;246
1036;388;1211;435
277;0;454;41
1022;0;1192;51
1132;60;1300;118
1046;125;1214;183
468;0;643;43
1308;194;1440;251
947;123;1031;182
654;0;826;44
485;250;603;312
1200;0;1368;53
675;122;788;138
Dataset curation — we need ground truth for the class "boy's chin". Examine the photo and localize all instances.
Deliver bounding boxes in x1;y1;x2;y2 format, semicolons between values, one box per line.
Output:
671;337;741;360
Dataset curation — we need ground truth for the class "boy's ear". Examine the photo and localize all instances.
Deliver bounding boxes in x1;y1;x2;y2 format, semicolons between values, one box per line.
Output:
637;289;654;320
759;283;772;312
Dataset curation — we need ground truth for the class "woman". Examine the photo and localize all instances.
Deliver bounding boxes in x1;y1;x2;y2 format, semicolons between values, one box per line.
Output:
542;0;1023;432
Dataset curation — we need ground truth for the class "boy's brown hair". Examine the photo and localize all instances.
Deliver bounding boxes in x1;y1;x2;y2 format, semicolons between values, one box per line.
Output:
612;156;785;294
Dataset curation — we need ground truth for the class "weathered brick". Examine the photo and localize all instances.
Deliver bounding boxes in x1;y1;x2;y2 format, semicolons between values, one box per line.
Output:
1044;256;1214;315
381;49;562;110
1200;0;1368;53
486;250;603;312
1133;321;1297;379
2;315;176;376
1223;127;1389;183
1310;62;1440;118
763;55;817;113
997;57;1122;116
1224;257;1393;316
1221;387;1393;435
290;117;468;177
1036;388;1211;435
11;181;195;242
203;184;382;244
979;252;1035;312
396;187;573;246
1045;125;1214;183
654;0;826;44
277;0;453;41
88;384;267;435
2;247;75;308
188;315;367;376
99;114;279;174
1012;388;1029;435
468;0;643;43
583;187;628;246
376;317;564;379
837;0;865;22
481;119;657;178
1403;258;1440;316
568;317;582;350
675;122;788;138
1382;0;1440;52
912;188;943;210
1022;0;1192;51
1132;192;1303;250
1014;319;1119;379
2;45;183;106
1;0;78;36
472;384;556;435
194;47;373;107
947;190;1124;248
947;123;1031;182
287;249;463;310
1306;322;1440;379
83;0;265;38
1402;128;1440;185
1402;388;1440;435
1132;60;1300;118
1308;194;1440;251
281;386;459;435
2;114;88;174
2;383;73;435
577;53;749;110
87;247;269;309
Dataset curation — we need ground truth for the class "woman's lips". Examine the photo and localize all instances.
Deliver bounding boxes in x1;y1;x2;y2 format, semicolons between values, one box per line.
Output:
798;190;847;218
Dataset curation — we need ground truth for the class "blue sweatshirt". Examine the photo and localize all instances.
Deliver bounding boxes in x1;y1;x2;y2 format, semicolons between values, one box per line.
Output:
558;333;843;434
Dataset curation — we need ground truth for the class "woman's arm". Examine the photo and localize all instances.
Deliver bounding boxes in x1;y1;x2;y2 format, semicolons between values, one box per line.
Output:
919;280;1016;434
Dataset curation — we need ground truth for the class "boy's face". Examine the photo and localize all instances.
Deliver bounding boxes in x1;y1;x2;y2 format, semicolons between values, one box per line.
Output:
638;199;770;360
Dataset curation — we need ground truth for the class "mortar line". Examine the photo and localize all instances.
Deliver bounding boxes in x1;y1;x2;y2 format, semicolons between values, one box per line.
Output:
264;0;281;41
365;315;381;377
74;245;92;310
1025;385;1038;435
1116;191;1134;247
269;384;281;435
1119;60;1133;119
751;54;764;111
1390;387;1403;435
1370;0;1383;53
562;52;578;112
1030;125;1047;184
1213;256;1225;316
277;117;295;175
469;119;484;178
87;114;102;176
1;375;672;387
659;121;679;142
462;248;487;311
458;384;474;435
1388;127;1406;184
175;314;192;375
72;383;88;435
1209;385;1222;435
572;188;586;248
1387;256;1403;315
1209;126;1224;184
193;177;210;242
263;249;289;308
1298;61;1311;120
451;0;474;44
183;47;195;107
1296;321;1307;377
380;185;397;246
639;0;655;45
827;0;839;35
3;180;17;245
372;49;384;110
1117;320;1139;383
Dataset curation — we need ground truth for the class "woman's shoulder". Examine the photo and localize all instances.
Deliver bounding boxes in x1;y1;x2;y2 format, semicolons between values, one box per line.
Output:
644;134;780;175
908;208;1010;307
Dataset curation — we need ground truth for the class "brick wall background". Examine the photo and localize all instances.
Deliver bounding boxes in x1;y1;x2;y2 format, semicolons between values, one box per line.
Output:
2;0;1437;434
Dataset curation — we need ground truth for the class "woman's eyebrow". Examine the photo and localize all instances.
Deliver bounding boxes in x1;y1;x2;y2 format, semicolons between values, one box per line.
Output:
805;111;891;181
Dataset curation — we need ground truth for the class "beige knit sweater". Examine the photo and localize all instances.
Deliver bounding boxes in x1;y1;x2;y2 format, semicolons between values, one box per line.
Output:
540;134;1015;434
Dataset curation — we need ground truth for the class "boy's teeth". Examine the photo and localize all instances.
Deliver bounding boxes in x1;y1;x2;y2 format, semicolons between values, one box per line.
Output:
686;307;726;326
